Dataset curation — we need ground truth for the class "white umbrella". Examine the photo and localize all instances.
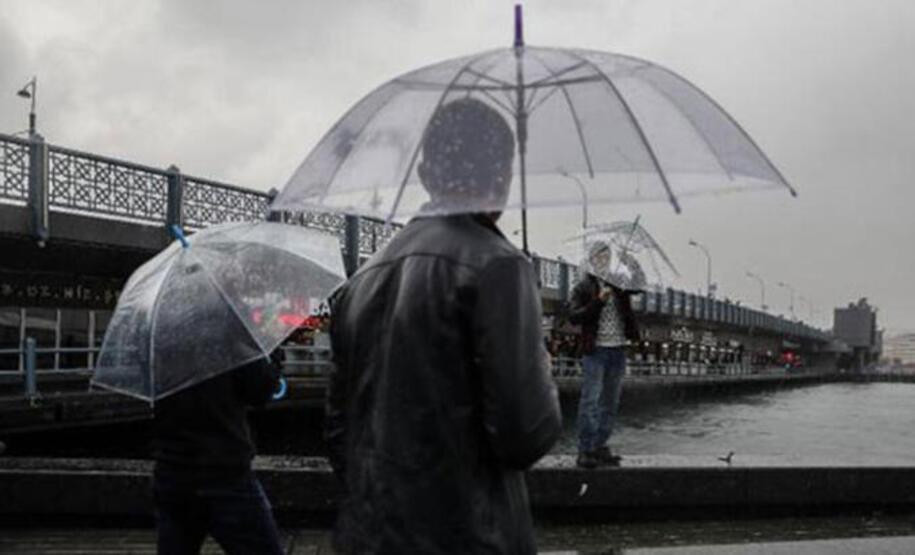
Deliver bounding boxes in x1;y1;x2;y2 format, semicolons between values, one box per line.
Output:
91;221;345;403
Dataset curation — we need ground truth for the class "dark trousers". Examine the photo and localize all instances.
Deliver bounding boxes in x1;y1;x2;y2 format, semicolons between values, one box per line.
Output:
154;463;284;555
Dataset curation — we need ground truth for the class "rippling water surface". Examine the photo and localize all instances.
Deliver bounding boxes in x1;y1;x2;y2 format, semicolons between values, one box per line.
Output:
554;383;915;466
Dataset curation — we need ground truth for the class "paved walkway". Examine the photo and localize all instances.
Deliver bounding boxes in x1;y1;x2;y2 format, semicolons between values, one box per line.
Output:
4;514;915;554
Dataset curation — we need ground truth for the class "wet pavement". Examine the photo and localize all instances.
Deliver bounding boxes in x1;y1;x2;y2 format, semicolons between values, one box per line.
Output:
4;515;915;554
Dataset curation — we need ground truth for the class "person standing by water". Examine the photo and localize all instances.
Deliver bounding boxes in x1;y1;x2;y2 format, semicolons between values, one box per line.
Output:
325;98;562;554
569;241;643;469
151;353;285;555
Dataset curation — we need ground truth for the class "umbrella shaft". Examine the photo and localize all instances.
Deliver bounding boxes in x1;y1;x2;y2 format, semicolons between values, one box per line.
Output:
515;47;529;254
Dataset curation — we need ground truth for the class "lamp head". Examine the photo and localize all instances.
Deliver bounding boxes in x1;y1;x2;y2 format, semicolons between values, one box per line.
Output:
16;87;31;99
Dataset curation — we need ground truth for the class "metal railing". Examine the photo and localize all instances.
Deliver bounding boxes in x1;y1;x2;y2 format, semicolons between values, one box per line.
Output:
48;145;169;224
2;336;800;402
549;356;774;379
0;134;29;203
0;132;830;342
0;339;333;400
183;175;271;229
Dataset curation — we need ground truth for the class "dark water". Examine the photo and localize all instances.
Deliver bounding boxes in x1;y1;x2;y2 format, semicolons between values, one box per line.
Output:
555;382;915;466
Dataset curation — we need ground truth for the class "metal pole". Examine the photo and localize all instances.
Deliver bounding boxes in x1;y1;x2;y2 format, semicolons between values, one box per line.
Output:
18;308;26;372
54;308;61;370
29;77;36;135
513;4;529;254
166;165;185;231
689;239;712;297
559;171;589;230
28;132;49;245
24;336;37;399
343;215;361;276
87;310;96;369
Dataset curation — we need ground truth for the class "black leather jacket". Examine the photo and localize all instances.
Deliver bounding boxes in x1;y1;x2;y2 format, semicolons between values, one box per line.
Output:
326;215;561;554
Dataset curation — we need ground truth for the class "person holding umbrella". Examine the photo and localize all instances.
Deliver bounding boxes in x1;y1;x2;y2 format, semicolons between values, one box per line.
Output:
569;239;644;469
325;97;562;553
91;221;348;554
151;352;285;555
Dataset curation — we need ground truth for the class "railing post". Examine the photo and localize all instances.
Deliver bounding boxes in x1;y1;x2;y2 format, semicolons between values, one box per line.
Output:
166;165;185;229
344;215;361;276
23;336;37;400
559;262;570;302
27;133;50;245
265;188;282;222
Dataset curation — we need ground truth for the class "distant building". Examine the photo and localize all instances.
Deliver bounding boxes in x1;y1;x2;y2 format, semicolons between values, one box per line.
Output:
833;298;880;370
883;333;915;366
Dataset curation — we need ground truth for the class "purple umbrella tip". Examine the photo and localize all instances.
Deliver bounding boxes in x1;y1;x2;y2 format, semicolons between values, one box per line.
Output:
514;4;524;48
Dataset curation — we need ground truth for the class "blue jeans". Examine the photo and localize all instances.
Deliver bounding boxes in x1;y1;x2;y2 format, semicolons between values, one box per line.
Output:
577;346;626;453
154;464;284;555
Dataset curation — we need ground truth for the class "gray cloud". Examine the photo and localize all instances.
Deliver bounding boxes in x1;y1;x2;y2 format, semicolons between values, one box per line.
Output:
1;0;913;332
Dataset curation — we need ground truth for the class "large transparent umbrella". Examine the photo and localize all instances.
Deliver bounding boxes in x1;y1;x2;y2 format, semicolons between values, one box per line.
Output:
91;222;346;403
568;218;679;291
271;6;796;252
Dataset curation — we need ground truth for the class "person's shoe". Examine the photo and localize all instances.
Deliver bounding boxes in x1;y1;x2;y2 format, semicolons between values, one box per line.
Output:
595;446;622;467
576;451;599;469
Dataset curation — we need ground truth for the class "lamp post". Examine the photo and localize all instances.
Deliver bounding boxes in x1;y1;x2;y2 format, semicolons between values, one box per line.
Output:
16;77;37;136
777;281;796;319
746;271;767;311
558;169;589;231
688;239;712;297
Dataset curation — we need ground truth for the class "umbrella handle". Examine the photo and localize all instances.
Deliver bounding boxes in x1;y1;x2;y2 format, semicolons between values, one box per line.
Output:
272;376;287;400
169;224;189;248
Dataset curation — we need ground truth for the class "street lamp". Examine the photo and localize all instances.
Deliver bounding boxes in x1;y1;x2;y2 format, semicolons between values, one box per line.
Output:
688;239;712;297
558;169;588;231
746;271;767;311
777;281;796;319
16;76;37;136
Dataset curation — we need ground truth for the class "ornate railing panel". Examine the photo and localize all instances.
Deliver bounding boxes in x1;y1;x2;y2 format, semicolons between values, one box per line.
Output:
183;176;270;229
280;210;348;241
539;258;562;290
0;135;29;203
358;217;400;255
48;147;168;223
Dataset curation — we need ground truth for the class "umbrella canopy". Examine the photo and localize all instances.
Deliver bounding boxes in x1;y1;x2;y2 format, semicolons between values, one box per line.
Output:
91;221;346;403
568;218;679;291
272;8;795;253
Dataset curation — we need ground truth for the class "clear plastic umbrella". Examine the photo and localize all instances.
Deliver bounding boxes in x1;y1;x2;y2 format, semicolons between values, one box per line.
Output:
567;217;679;291
271;6;795;252
91;221;346;403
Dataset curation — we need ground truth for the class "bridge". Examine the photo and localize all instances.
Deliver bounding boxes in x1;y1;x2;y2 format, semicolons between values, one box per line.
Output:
1;132;838;415
4;134;912;546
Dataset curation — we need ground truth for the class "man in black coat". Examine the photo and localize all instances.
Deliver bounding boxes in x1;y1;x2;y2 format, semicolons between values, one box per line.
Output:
152;354;284;554
326;98;562;554
568;241;642;469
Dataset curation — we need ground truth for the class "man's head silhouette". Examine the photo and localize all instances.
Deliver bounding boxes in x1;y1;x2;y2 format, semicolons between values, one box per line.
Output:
417;97;515;217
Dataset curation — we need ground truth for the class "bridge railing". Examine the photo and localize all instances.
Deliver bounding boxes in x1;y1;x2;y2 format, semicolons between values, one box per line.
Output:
1;335;808;402
0;134;29;205
1;132;829;343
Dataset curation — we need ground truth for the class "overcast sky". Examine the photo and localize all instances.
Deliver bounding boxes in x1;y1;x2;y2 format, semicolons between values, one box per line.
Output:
2;0;914;333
